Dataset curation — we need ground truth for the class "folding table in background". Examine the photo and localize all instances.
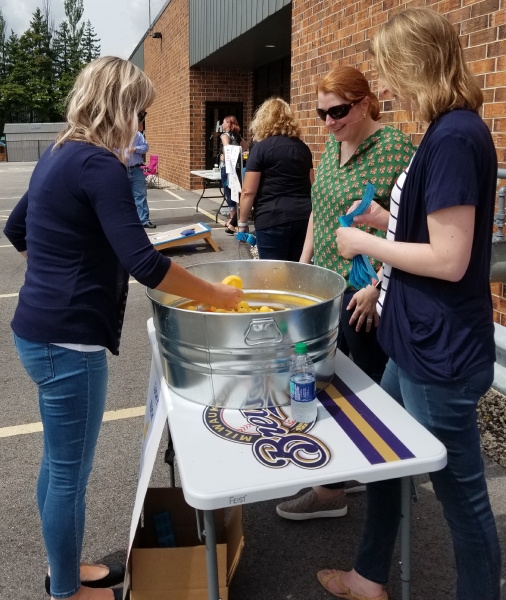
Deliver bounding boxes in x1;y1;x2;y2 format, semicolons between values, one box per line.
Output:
191;170;226;222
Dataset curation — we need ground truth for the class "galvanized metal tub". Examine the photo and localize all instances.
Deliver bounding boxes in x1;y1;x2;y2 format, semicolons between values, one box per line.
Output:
147;260;346;409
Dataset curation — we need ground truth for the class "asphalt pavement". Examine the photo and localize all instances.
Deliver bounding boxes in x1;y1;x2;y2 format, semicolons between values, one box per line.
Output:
0;161;505;600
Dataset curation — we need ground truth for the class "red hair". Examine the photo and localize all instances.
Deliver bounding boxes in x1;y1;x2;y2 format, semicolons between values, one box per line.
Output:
223;115;240;133
317;66;380;121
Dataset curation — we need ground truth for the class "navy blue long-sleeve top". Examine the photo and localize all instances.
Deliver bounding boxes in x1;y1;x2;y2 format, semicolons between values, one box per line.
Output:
378;110;496;380
3;141;171;354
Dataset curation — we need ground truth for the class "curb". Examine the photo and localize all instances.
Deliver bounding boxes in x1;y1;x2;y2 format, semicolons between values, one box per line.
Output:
493;323;506;395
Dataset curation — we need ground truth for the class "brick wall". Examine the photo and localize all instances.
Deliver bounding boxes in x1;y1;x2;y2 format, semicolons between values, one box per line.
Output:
143;0;253;190
290;0;506;323
290;0;505;163
188;68;253;190
143;0;190;189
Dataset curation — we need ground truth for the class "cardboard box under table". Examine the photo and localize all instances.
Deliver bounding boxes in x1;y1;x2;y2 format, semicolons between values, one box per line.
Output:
129;487;243;600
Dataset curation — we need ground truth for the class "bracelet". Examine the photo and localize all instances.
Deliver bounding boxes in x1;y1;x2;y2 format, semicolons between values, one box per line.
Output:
238;222;249;227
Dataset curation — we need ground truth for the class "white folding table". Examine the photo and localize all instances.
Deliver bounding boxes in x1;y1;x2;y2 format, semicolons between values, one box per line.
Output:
145;319;447;600
190;169;226;221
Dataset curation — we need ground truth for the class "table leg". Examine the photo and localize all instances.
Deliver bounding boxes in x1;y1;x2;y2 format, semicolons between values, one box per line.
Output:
400;476;411;600
195;178;226;223
164;421;175;486
215;183;226;223
203;510;221;600
195;179;207;212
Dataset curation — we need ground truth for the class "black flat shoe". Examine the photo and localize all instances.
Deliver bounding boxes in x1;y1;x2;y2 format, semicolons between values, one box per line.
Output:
83;586;124;599
112;587;124;600
224;227;236;235
45;563;126;594
143;221;156;229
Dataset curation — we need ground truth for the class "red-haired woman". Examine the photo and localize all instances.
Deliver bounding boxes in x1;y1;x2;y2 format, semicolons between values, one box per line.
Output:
219;115;247;233
276;65;414;521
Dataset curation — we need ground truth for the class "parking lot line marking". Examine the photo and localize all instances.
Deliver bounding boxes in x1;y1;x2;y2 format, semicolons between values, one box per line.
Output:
150;206;196;211
103;406;146;421
0;406;146;438
198;207;216;221
164;189;186;201
197;207;228;225
0;422;42;437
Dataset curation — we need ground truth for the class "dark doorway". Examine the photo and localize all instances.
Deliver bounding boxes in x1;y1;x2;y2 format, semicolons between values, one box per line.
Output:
253;55;291;111
205;102;244;170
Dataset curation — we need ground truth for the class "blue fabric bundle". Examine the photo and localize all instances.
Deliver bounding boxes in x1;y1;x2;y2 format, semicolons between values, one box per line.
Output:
236;231;256;246
338;182;379;289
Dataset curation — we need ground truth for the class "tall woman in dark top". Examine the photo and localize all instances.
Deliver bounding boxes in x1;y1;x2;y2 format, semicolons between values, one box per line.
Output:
238;97;314;260
322;9;501;600
3;56;242;600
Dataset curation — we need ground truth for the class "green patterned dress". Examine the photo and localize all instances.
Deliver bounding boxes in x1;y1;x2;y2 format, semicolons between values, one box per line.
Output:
312;125;414;288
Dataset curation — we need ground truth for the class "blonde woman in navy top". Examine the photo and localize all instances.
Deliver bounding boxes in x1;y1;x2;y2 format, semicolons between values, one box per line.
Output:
323;9;500;600
4;56;242;600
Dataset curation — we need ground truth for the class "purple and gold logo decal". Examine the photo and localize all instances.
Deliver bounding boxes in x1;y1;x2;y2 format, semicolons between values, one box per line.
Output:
319;375;415;464
203;406;331;469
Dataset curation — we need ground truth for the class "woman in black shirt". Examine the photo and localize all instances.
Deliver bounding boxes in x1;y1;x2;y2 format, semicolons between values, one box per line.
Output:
239;98;314;260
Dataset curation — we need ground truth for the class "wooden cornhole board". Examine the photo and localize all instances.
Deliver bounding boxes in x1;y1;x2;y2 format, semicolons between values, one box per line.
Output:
147;222;219;252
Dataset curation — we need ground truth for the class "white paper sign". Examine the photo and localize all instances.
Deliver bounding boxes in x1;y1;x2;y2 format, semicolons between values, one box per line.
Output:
123;338;169;597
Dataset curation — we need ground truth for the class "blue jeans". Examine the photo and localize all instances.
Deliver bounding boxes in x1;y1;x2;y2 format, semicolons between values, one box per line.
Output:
13;335;108;599
128;165;150;224
255;220;309;261
354;359;500;600
220;166;236;209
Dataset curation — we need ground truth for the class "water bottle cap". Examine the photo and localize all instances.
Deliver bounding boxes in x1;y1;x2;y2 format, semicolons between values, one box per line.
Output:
294;342;308;354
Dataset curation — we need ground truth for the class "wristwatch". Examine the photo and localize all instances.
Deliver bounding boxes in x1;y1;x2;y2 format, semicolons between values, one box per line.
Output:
374;279;382;291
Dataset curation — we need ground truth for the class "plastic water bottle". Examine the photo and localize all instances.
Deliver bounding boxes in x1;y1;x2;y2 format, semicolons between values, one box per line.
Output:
289;342;317;423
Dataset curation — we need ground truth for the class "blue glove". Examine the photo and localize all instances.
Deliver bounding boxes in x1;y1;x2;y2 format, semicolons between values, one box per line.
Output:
338;182;375;228
349;254;379;290
236;231;256;246
338;182;378;290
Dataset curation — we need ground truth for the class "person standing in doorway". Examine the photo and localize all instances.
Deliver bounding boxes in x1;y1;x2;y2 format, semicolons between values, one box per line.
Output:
126;116;155;228
219;115;247;233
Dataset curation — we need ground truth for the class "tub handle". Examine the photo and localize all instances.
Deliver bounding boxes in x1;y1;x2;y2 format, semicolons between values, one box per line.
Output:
244;318;283;346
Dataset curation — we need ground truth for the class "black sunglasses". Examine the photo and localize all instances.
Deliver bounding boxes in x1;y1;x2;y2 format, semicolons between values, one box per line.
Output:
316;98;364;122
138;111;147;121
